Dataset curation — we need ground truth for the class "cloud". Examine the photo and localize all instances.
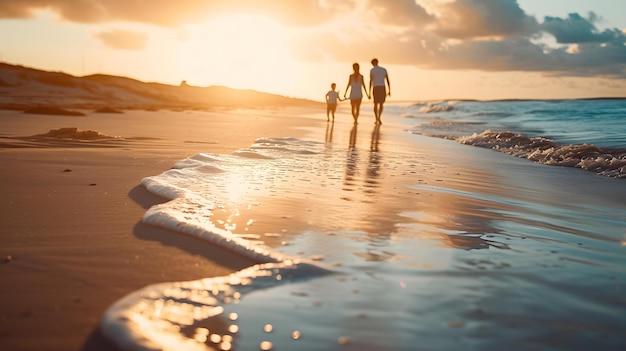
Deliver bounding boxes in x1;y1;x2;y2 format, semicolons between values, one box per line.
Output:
0;0;336;26
541;12;624;44
0;1;38;18
0;0;221;26
1;0;624;79
432;0;538;39
295;0;626;79
95;29;149;50
423;4;626;78
368;0;433;26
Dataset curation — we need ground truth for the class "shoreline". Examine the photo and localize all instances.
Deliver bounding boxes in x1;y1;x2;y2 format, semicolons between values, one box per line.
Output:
0;107;326;351
3;103;624;350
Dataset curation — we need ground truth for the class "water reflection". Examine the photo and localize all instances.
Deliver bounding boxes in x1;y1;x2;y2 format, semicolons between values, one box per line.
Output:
325;120;334;143
225;123;514;261
365;124;382;190
335;122;510;254
344;124;359;189
343;124;382;193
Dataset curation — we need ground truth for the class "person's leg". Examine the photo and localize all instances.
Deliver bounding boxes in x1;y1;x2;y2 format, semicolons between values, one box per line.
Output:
355;99;362;122
372;87;385;123
374;86;387;124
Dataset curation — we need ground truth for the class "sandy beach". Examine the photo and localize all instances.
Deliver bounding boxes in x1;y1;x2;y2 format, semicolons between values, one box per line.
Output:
2;1;625;348
0;106;326;351
2;100;625;351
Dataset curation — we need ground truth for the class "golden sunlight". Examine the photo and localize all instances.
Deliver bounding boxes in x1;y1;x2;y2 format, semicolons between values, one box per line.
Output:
176;14;300;94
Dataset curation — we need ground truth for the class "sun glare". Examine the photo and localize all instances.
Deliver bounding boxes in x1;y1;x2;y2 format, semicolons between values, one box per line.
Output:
177;14;300;95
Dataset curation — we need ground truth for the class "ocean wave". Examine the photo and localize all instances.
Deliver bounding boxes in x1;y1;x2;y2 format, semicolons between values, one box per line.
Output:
408;118;486;139
250;137;322;155
418;104;455;114
410;101;458;114
472;112;515;117
101;137;337;351
101;262;331;351
457;130;626;178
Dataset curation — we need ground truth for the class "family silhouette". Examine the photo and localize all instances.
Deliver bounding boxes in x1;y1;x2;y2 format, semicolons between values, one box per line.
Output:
326;58;390;124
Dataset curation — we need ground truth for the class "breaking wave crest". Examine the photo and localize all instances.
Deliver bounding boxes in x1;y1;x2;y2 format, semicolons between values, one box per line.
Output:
411;101;458;114
457;130;626;178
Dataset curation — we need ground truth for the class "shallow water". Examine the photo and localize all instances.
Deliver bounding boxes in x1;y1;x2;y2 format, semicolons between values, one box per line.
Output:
102;103;626;351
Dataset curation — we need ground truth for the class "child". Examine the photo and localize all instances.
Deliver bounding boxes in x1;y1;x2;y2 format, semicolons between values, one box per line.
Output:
325;83;343;121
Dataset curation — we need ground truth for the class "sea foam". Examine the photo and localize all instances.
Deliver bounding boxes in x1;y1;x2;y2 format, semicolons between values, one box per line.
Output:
457;130;626;178
101;106;626;350
103;138;336;350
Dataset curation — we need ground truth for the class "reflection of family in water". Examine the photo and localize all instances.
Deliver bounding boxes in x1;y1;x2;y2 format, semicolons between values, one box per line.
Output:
326;58;391;124
344;124;382;195
324;116;381;181
325;114;502;251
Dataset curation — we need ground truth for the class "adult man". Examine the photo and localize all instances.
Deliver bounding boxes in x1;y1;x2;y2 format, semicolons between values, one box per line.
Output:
369;58;390;124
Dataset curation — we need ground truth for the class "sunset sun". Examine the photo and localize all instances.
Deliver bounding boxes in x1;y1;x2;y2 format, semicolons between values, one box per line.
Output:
177;13;299;93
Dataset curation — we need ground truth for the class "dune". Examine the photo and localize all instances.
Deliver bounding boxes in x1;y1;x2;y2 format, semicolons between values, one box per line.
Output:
0;62;322;111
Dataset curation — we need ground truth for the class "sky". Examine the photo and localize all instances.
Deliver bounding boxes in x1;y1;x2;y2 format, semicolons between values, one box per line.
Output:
1;0;625;102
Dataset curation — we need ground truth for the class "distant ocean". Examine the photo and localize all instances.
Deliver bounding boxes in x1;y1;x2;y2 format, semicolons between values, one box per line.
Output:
102;99;626;351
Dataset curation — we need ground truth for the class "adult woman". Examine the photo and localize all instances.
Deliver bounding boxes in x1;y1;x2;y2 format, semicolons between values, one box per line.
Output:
344;63;370;123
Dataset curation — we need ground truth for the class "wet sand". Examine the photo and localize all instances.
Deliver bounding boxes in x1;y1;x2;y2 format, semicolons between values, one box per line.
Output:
0;107;325;351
